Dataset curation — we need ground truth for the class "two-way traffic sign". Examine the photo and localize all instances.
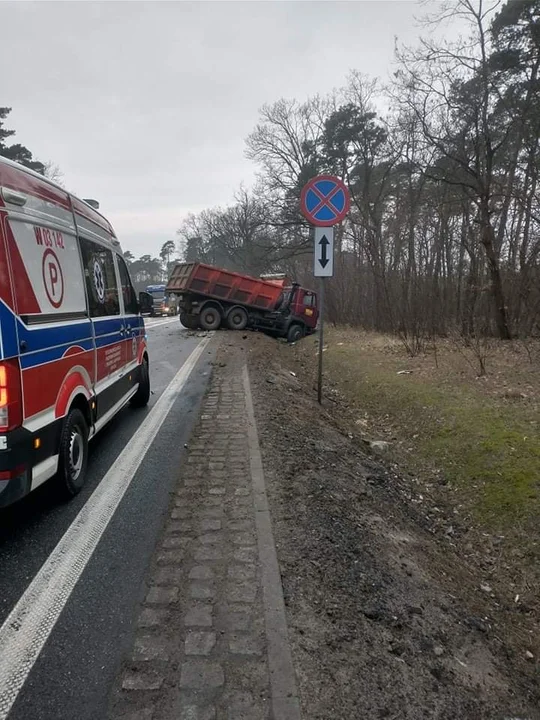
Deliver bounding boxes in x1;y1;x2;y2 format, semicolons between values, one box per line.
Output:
299;174;350;405
314;227;334;277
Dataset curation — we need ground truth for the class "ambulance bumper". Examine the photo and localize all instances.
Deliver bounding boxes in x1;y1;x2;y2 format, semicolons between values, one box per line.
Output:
0;471;31;508
0;422;61;508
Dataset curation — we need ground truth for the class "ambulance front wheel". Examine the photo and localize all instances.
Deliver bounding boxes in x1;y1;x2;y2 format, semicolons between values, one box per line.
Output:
131;357;150;408
57;408;89;498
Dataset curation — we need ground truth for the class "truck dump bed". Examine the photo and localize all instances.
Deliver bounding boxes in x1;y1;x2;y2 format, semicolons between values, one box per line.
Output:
166;263;286;311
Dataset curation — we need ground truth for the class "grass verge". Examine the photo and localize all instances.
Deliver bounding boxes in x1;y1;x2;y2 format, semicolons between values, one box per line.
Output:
315;329;540;530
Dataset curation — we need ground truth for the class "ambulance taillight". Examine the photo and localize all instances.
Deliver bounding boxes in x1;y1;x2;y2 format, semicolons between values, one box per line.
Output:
0;360;22;431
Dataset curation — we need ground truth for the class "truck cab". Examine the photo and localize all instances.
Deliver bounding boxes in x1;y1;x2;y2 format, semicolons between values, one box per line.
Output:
256;284;318;342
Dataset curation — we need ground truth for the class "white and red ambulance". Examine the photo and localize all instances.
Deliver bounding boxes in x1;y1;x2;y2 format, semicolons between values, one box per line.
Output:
0;156;149;507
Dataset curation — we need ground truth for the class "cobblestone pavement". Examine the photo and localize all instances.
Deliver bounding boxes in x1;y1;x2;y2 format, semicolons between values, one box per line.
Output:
109;346;299;720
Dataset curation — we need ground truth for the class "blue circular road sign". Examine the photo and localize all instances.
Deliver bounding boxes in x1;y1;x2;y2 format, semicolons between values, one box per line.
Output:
300;175;350;226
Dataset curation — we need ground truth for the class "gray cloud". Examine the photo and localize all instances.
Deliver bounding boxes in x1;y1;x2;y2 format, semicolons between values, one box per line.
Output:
1;0;442;257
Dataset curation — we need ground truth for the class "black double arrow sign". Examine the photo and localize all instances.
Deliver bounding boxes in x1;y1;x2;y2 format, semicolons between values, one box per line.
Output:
317;234;330;268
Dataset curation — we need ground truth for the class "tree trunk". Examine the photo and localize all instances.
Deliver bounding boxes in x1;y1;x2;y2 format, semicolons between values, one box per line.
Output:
480;209;511;339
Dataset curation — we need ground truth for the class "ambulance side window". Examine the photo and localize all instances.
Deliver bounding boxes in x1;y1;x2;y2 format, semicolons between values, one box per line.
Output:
79;237;120;317
117;255;138;315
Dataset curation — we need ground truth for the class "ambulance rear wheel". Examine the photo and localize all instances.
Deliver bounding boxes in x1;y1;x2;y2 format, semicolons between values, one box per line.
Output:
131;357;150;408
57;408;89;498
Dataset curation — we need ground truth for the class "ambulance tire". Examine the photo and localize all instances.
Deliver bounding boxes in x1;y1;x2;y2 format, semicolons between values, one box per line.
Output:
131;357;150;408
57;408;89;498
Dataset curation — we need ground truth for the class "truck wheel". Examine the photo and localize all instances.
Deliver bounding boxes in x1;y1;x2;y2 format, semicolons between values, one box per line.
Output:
130;357;150;408
200;306;221;331
227;306;248;331
57;408;89;497
287;324;304;343
181;313;199;330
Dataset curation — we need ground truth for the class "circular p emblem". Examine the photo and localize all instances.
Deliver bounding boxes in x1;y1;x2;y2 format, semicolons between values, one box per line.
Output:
42;249;64;309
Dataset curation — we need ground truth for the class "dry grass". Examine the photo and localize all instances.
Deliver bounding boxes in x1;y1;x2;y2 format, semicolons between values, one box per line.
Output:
314;329;540;530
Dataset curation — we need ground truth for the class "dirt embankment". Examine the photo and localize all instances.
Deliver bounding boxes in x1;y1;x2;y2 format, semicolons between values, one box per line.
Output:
231;331;540;720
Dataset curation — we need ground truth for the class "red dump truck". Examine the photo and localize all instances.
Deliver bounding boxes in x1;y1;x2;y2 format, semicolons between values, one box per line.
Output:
165;262;318;342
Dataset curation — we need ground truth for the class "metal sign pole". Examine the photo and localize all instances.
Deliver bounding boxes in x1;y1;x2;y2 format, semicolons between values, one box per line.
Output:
299;174;350;403
317;276;325;404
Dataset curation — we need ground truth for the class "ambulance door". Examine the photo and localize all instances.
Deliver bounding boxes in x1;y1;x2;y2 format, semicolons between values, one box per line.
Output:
115;253;142;379
78;237;126;424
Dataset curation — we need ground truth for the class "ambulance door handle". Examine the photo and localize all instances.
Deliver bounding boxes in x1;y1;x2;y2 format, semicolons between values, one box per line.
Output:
19;340;28;352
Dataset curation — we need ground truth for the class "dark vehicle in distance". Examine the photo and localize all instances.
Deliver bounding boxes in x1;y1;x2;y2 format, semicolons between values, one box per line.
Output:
145;284;179;316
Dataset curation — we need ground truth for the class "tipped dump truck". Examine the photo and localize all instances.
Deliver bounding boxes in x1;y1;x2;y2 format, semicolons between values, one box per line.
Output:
166;262;318;342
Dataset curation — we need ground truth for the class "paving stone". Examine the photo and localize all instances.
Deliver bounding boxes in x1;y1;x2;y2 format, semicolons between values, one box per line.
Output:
122;710;154;720
190;581;216;599
234;488;251;496
195;546;224;561
185;630;217;656
200;519;222;531
231;532;256;547
222;610;252;631
227;582;257;603
185;477;201;487
203;497;222;507
198;507;225;518
179;661;224;690
153;567;184;585
172;508;194;519
133;635;170;661
199;532;225;545
233;496;253;507
228;564;256;581
208;487;225;495
122;671;163;691
227;519;253;532
138;608;169;628
189;565;215;580
167;521;187;533
157;550;184;565
184;605;213;628
146;586;179;605
179;705;216;720
230;507;249;520
225;691;266;720
233;547;258;564
163;535;191;549
170;507;190;520
229;634;263;656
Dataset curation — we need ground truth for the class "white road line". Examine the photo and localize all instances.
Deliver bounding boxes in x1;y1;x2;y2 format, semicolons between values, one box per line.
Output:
0;336;212;720
145;317;177;329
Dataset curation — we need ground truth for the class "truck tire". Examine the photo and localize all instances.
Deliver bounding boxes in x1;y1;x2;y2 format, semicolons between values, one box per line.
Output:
287;324;304;343
130;357;150;408
200;306;221;331
227;306;248;331
57;408;89;497
180;312;199;330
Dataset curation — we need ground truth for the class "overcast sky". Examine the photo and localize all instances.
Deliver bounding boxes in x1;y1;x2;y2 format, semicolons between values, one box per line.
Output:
1;1;455;259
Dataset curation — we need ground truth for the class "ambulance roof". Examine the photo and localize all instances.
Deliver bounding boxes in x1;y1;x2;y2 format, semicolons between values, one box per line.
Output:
0;155;118;242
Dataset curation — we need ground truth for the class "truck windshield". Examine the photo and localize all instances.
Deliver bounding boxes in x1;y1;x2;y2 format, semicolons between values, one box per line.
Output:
146;287;166;300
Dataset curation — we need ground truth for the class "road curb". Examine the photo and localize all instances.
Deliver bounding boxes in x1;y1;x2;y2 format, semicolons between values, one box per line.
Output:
242;365;302;720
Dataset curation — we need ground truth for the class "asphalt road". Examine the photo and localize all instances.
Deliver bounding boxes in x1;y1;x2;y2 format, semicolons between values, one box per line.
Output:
0;317;215;720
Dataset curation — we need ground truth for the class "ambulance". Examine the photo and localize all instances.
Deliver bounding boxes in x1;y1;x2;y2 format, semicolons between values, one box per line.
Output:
0;156;150;507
